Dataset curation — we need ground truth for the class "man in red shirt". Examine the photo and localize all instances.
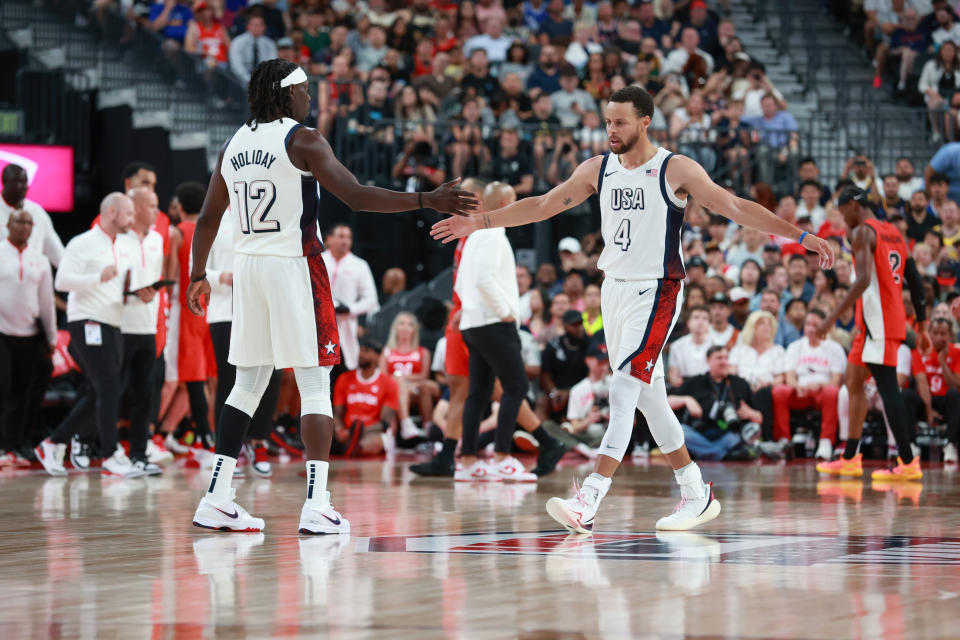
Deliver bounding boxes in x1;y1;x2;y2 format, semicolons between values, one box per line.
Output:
331;338;399;456
903;317;960;462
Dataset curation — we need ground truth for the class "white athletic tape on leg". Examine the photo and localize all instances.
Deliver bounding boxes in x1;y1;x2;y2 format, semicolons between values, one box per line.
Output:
295;365;333;418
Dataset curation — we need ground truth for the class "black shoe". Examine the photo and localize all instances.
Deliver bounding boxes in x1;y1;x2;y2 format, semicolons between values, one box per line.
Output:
270;426;304;455
532;437;568;476
410;455;455;477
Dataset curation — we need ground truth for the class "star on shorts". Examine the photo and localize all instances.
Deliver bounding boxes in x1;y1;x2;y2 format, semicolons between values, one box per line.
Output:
645;360;654;371
324;341;337;354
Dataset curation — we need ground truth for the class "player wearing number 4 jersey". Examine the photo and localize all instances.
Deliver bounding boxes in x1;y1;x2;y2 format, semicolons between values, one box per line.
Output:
817;187;928;482
432;86;835;532
185;59;478;535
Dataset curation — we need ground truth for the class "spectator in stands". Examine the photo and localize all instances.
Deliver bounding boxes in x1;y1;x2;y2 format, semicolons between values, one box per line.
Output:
0;164;64;268
862;0;901;60
615;19;643;58
934;200;960;256
228;14;277;85
332;338;400;457
525;288;548;340
874;8;928;92
150;0;193;49
540;309;589;419
528;44;563;97
776;297;806;348
309;25;349;74
594;1;618;44
714;98;752;191
539;0;574;46
413;52;457;103
737;259;764;308
494;73;533;127
488;128;534;196
465;17;514;63
665;26;714;89
581;282;602;336
796;180;826;229
0;210;56;466
461;49;500;100
919;41;960;143
736;62;787;119
322;224;379;371
894;157;925;200
538;291;571;346
635;0;669;47
725;228;764;269
184;1;229;68
447;98;489;180
557;340;610;452
355;24;389;74
772;309;845;460
708;292;739;348
546;129;582;185
744;93;799;187
552;65;598;128
729;309;782;433
881;174;908;218
841;153;882;200
668;305;711;388
933;6;960;47
525;93;562;178
536;261;561;296
904;317;960;463
671;345;763;461
670;92;716;171
392;131;447;192
927;142;960;202
381;312;439;440
565;22;602;71
926;170;951;216
685;255;708;287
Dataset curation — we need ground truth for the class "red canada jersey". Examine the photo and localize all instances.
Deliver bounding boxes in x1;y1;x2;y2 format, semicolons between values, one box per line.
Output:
383;346;426;377
911;344;960;396
451;237;466;314
854;218;907;343
333;369;399;427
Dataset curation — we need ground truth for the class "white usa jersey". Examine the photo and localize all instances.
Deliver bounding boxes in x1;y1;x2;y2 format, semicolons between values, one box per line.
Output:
596;147;687;281
221;118;324;257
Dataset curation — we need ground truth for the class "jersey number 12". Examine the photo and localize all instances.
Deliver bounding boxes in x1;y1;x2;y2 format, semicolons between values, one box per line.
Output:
232;180;280;234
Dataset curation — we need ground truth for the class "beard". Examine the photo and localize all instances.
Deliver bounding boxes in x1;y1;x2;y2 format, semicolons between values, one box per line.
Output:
610;129;641;153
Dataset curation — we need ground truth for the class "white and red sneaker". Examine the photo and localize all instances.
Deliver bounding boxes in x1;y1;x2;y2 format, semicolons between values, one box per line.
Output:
193;488;265;532
454;459;500;482
251;445;272;478
488;456;537;482
35;438;67;476
546;475;612;533
655;481;722;531
147;434;174;465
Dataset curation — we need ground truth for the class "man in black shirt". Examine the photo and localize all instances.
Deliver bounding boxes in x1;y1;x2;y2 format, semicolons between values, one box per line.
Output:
670;346;762;461
540;310;589;419
488;128;534;196
907;189;938;244
461;49;500;100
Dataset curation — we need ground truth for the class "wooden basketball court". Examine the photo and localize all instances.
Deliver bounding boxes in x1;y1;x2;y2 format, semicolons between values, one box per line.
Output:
2;456;959;638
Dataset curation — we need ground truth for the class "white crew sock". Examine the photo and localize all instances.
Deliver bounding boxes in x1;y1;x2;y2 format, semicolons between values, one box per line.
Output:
674;462;706;500
306;460;329;507
206;455;237;503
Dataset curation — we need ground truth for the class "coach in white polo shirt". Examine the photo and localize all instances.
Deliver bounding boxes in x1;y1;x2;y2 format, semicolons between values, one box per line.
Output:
0;209;57;460
0;164;64;267
117;187;166;473
322;223;379;370
35;192;137;477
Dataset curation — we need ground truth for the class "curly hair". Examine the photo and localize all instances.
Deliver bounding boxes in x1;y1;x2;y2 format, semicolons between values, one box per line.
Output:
246;59;299;129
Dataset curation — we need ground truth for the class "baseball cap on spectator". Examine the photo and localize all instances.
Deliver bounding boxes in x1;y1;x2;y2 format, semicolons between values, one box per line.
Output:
728;287;750;304
277;37;295;49
586;341;609;361
690;0;708;9
710;292;731;306
558;237;581;254
359;337;383;353
562;310;585;325
733;52;751;63
193;0;210;10
937;259;959;289
686;255;707;270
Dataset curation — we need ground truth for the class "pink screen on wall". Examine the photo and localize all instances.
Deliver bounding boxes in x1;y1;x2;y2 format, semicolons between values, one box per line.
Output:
0;144;75;211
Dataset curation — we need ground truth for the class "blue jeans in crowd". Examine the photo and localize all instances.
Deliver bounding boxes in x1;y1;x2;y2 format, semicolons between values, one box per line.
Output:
681;424;742;461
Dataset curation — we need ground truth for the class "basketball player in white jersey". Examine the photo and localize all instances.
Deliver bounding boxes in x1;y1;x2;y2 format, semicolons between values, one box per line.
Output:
185;59;477;534
432;86;835;531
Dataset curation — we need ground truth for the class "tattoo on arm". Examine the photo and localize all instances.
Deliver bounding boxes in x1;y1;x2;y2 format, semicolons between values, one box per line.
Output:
562;197;572;206
482;213;491;229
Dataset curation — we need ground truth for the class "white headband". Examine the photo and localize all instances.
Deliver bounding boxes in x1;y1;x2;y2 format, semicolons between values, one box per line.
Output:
279;67;308;88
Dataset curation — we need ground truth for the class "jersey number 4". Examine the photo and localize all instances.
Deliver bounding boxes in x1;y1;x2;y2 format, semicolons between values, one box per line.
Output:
232;181;280;234
614;218;631;251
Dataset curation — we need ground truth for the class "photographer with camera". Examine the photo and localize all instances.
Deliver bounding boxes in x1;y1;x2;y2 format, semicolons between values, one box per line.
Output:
546;129;582;187
392;131;447;191
668;345;762;461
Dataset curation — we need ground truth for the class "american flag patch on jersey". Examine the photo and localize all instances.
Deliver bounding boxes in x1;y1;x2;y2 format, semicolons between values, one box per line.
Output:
645;168;658;177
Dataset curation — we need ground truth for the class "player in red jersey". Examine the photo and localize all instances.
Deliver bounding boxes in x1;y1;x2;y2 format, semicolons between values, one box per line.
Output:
332;338;399;456
818;187;928;481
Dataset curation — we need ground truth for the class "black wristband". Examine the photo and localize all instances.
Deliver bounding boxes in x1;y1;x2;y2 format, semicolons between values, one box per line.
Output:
190;273;207;283
419;191;423;209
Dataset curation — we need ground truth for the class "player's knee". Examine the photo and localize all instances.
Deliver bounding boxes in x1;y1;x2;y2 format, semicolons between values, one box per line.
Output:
294;366;333;418
225;388;261;417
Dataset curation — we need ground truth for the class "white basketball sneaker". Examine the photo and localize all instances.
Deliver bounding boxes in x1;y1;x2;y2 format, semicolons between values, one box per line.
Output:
945;442;959;463
193;488;265;532
102;447;144;478
299;492;350;535
454;459;500;482
165;433;190;455
400;417;426;439
814;438;833;461
655;481;722;531
546;475;612;534
488;456;537;482
35;438;67;476
130;458;163;477
146;436;174;465
69;435;92;471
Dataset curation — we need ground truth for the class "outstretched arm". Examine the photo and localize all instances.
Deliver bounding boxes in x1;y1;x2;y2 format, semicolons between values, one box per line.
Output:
430;155;603;243
667;154;834;269
290;127;477;216
818;225;874;338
